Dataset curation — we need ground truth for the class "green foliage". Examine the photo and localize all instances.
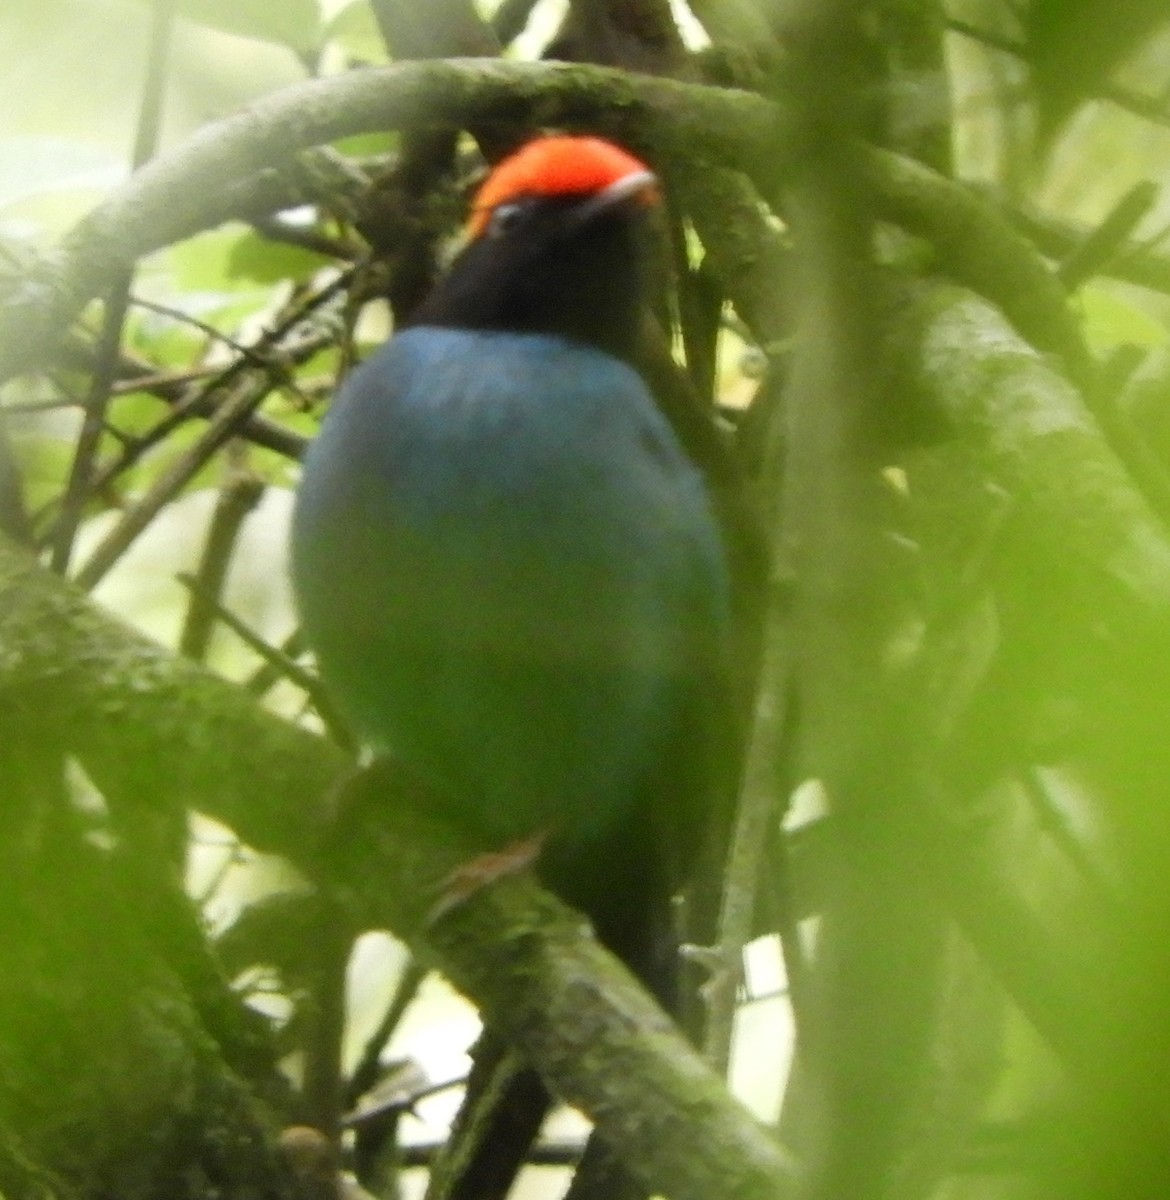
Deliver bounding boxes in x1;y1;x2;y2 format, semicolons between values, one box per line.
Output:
131;0;323;52
4;2;1170;1199
322;0;391;64
1078;282;1170;357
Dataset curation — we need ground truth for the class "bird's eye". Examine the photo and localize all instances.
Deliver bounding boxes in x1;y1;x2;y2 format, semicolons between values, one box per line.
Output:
486;201;528;238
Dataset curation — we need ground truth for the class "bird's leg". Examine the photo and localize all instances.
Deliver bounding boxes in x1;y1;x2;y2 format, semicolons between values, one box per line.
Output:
428;830;549;922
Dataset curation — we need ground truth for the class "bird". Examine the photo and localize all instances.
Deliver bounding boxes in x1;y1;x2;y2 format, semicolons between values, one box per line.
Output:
291;134;733;1197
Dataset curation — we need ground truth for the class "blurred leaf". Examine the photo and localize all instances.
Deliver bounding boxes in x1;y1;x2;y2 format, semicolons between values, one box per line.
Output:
250;443;305;490
1027;0;1170;138
1078;283;1170;358
226;229;330;285
128;0;321;52
123;293;270;368
5;408;81;516
110;391;174;441
293;343;343;383
0;137;125;211
332;129;397;157
323;0;388;63
162;225;273;295
139;227;278;353
114;416;215;497
124;308;207;368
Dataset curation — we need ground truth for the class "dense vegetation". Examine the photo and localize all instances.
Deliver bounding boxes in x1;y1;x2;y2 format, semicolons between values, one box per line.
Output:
3;2;1170;1198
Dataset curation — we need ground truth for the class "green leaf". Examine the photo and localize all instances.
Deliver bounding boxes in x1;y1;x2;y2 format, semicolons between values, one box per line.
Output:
1078;283;1169;357
226;228;330;284
157;225;275;298
128;0;322;52
332;130;397;158
1028;0;1170;139
109;391;175;441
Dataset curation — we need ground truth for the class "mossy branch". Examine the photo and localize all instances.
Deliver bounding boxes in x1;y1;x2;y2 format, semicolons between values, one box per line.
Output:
897;279;1170;623
0;59;778;384
0;530;798;1200
1;58;1084;390
863;149;1091;380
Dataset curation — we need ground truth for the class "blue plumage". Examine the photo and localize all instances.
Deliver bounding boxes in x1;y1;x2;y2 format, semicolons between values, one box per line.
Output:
291;134;736;1200
292;327;729;848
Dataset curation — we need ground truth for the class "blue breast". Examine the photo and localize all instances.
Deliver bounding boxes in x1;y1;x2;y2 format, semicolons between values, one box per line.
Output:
292;327;729;844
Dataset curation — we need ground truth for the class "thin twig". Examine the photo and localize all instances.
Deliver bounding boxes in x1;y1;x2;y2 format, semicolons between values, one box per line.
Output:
50;275;135;573
701;616;791;1070
129;294;319;408
1005;200;1170;297
49;0;177;573
345;958;429;1108
173;571;354;751
1057;180;1160;289
111;365;220;394
398;1135;585;1168
128;297;320;408
69;273;349;582
132;296;278;370
244;627;307;697
47;340;309;459
251;215;363;259
947;17;1170;132
72;360;297;590
345;1074;467;1128
178;464;266;662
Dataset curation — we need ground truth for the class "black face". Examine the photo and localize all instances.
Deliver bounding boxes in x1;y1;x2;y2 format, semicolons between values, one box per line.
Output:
407;191;651;365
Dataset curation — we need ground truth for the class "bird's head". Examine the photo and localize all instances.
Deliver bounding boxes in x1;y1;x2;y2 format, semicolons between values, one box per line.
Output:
465;135;659;241
409;135;661;362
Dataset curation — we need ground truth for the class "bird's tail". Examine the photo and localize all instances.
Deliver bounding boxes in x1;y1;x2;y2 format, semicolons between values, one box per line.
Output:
432;809;681;1200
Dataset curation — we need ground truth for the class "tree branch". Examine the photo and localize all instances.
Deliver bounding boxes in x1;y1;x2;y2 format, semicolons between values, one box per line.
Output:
0;56;1090;400
861;146;1091;380
0;531;798;1200
0;59;779;385
895;280;1170;622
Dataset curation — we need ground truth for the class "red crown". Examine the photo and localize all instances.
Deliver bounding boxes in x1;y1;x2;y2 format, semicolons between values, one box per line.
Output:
468;136;657;237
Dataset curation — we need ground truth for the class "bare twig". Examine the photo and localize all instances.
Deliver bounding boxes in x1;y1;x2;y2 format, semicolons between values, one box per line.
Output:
67;271;348;583
174;571;353;750
947;17;1170;132
251;215;363;260
345;1072;465;1128
701;617;791;1070
73;352;300;591
1004;199;1170;297
178;464;266;662
129;295;313;406
1057;180;1160;289
345;958;429;1109
49;0;177;573
244;627;307;697
46;338;311;460
0;60;780;386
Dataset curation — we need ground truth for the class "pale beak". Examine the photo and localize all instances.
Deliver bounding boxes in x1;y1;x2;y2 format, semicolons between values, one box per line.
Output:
568;169;660;227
